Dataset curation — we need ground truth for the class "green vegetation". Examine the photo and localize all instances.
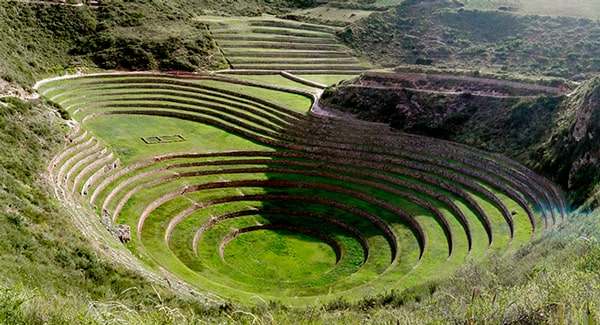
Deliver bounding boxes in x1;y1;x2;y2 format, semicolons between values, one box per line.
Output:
2;0;600;322
35;73;563;306
223;229;338;282
0;0;318;86
208;15;372;74
0;3;93;85
338;0;600;79
0;96;231;323
0;94;598;322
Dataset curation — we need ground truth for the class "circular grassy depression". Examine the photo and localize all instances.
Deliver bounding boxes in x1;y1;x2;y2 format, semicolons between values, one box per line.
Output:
38;72;567;305
222;228;338;282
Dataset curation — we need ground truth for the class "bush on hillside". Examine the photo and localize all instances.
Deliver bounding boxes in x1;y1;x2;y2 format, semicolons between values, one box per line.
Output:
74;30;224;71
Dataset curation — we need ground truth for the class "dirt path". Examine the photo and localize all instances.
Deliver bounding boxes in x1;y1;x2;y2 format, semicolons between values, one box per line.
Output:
0;78;39;100
353;72;570;97
365;72;566;93
343;84;547;99
10;0;85;7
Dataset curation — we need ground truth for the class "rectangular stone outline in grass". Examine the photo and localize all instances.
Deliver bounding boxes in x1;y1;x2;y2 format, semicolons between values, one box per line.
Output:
141;134;186;144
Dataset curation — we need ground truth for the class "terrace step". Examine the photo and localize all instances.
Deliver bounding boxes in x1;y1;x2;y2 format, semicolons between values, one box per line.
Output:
214;36;339;44
229;65;371;71
56;137;99;184
227;59;361;65
218;42;344;51
81;157;121;197
73;152;115;195
222;51;353;58
249;28;337;38
209;17;372;74
248;20;338;33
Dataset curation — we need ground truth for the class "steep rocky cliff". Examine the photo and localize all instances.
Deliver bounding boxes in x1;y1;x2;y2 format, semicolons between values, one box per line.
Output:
532;76;600;206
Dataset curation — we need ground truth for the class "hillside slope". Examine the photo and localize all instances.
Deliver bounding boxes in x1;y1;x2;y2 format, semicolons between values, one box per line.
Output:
0;0;314;86
338;0;600;79
321;73;600;207
533;76;600;206
320;73;565;156
0;3;94;85
0;93;233;323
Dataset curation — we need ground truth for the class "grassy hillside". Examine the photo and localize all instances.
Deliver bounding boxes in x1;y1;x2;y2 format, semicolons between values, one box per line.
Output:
338;0;600;79
0;3;93;85
0;95;230;323
0;0;314;86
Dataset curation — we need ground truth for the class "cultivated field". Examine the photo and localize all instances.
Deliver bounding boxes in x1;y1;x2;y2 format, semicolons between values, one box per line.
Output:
462;0;600;19
277;0;406;26
37;71;566;304
204;16;373;75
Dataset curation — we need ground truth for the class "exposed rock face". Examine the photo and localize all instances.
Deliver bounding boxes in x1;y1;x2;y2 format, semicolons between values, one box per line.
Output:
568;153;599;190
569;99;596;189
116;224;131;243
101;209;111;227
563;78;600;201
530;76;600;206
0;78;37;99
571;97;595;142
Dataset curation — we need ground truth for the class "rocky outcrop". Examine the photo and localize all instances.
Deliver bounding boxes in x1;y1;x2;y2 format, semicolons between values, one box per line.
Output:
529;76;600;206
115;224;131;243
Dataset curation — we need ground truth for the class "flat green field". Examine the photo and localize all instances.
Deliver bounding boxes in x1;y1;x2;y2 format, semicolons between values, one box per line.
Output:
223;229;338;282
291;7;374;23
463;0;600;19
85;115;272;164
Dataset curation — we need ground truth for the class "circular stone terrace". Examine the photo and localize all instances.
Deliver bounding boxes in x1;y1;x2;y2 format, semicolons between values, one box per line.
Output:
37;71;566;304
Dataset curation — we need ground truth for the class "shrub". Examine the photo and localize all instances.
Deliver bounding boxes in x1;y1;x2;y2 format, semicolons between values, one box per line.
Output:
0;286;26;325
